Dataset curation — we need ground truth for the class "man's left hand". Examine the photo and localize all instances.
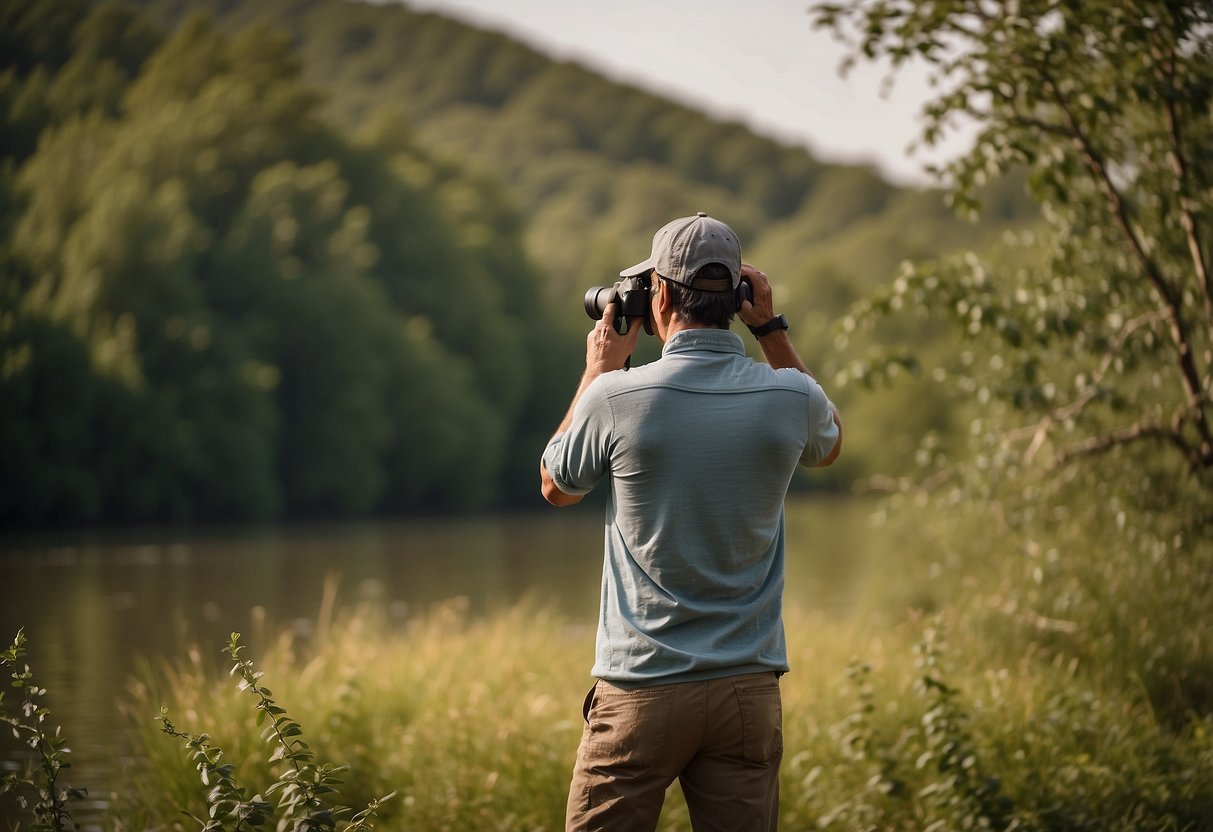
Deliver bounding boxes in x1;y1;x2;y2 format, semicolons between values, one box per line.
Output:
738;264;776;329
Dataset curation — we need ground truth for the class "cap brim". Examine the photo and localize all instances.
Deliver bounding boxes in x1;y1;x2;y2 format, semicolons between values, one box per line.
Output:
619;257;654;278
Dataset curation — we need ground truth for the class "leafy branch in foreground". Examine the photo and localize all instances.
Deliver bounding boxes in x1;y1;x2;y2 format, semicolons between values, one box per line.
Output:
157;632;394;832
0;629;84;832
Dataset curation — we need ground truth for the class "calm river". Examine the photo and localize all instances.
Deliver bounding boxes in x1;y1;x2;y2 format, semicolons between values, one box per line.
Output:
0;495;879;828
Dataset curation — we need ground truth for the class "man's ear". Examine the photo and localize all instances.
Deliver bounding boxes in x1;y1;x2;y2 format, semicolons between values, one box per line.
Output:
653;273;672;318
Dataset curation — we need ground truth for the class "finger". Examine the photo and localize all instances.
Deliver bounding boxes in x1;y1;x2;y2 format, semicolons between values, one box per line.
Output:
622;314;643;345
741;265;766;284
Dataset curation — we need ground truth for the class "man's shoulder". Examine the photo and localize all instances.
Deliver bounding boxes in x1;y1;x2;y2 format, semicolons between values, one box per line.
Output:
725;356;815;393
765;364;817;391
578;367;660;410
597;354;814;399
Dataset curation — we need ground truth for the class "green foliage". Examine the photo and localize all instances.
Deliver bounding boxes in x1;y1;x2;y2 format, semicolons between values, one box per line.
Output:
791;622;1023;832
126;0;1042;486
156;710;276;830
816;0;1212;491
156;632;393;831
814;0;1213;731
910;624;1017;830
1;0;558;523
790;10;1213;830
818;660;905;829
1;0;1046;523
105;592;1213;831
808;629;1021;832
118;598;587;830
0;630;83;832
778;597;1213;832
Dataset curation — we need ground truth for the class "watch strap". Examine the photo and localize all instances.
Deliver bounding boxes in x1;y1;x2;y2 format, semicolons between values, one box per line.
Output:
747;314;789;337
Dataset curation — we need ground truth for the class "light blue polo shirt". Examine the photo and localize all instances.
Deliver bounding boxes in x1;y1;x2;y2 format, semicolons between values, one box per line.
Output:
542;328;839;686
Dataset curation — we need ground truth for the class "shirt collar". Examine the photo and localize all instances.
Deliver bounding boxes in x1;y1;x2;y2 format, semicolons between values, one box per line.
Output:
661;327;746;357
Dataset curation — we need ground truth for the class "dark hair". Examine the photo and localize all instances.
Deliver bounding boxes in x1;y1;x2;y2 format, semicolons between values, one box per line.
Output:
661;263;736;329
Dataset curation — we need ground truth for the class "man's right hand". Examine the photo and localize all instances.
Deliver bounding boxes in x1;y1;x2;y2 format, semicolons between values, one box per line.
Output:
586;301;641;375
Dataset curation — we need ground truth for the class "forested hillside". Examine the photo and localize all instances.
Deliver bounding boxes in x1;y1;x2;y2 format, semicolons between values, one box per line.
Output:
129;0;1033;298
1;0;574;522
128;0;1038;489
1;0;1036;524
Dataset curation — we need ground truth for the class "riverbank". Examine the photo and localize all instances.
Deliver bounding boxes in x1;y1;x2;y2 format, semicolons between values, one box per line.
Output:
4;493;1210;829
109;585;1212;830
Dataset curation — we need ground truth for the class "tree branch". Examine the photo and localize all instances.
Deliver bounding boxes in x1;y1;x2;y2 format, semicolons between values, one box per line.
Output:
1162;47;1213;327
1007;111;1072;138
1041;67;1213;463
1006;309;1171;464
1049;419;1196;472
861;463;958;495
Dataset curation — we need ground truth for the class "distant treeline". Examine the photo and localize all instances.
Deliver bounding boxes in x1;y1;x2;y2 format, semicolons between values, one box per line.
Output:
0;0;1035;525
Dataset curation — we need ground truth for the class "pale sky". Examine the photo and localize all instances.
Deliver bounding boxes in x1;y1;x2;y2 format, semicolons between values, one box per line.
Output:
400;0;974;187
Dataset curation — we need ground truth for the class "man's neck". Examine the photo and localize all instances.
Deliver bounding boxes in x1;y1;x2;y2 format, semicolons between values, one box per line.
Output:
660;319;724;344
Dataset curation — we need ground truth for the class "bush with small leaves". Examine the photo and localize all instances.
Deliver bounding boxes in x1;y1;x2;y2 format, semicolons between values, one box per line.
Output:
0;630;85;832
156;633;393;832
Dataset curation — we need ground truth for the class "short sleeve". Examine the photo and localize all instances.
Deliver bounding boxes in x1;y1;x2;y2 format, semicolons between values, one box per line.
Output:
799;379;840;467
540;376;614;496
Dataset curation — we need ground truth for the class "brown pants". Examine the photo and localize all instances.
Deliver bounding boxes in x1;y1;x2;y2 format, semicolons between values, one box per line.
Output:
565;672;782;832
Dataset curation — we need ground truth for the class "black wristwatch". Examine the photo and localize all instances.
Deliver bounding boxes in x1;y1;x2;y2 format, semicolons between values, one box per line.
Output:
747;314;789;337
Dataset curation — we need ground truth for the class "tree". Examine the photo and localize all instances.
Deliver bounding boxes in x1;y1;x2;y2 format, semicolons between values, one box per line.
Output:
815;0;1212;490
813;0;1213;722
2;4;554;522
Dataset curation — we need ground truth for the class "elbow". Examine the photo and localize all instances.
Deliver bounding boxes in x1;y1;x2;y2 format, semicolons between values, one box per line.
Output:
815;435;842;467
543;484;583;507
541;481;576;507
540;464;583;507
812;413;843;468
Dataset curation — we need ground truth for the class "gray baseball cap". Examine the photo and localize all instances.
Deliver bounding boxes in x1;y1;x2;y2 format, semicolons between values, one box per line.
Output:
620;212;741;291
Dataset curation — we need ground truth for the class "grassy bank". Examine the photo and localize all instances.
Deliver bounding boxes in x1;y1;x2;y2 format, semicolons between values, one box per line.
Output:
110;495;1213;832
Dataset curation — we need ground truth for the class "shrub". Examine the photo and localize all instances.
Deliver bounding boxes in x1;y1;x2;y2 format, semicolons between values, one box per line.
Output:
0;629;85;831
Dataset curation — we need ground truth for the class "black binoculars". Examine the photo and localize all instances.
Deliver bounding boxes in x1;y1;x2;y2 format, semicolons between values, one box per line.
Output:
584;274;752;335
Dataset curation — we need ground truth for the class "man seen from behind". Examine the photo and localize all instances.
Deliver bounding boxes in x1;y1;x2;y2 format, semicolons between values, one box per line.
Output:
540;213;843;831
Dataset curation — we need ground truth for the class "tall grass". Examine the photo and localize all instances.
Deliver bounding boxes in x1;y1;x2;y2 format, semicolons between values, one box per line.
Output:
94;476;1213;830
115;590;591;830
112;547;1213;831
